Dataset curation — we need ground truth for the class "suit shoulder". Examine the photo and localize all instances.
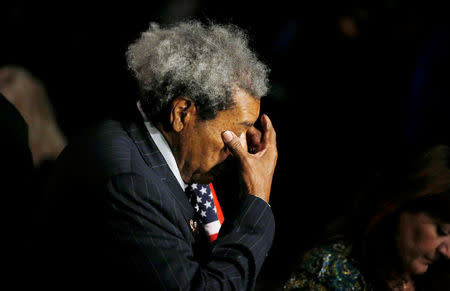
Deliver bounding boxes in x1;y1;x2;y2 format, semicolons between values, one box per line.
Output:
81;119;130;142
61;119;137;175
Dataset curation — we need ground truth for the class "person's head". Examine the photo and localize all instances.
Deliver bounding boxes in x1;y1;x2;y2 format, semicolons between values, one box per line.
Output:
0;65;66;166
126;21;269;184
395;194;450;275
364;145;450;279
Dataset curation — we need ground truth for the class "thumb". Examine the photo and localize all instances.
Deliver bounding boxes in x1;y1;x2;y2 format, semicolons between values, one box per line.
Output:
222;131;246;159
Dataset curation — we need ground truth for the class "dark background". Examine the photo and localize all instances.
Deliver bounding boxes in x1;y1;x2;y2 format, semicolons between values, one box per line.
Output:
2;1;449;289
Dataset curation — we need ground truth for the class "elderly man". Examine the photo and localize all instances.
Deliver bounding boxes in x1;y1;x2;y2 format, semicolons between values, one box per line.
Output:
42;21;277;290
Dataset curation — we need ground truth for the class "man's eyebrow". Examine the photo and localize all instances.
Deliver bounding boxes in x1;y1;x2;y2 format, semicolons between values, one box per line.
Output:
240;121;254;128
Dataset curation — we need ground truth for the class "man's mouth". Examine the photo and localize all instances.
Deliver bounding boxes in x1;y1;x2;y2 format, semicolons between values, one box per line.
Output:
210;163;225;177
423;256;433;264
210;157;233;177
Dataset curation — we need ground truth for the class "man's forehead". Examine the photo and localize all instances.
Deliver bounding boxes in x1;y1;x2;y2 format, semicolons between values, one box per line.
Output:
233;90;260;113
229;99;260;126
210;89;260;127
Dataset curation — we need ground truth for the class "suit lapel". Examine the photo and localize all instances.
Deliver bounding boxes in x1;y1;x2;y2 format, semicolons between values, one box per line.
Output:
122;118;194;222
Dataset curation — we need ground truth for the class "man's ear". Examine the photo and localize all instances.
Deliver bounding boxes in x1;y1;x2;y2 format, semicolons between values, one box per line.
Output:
170;96;195;132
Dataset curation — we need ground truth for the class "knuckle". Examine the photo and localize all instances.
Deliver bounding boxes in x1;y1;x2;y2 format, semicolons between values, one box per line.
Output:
229;140;241;151
266;132;276;144
241;155;250;164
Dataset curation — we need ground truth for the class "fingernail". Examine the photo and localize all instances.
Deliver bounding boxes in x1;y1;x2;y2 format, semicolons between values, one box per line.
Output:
222;131;233;142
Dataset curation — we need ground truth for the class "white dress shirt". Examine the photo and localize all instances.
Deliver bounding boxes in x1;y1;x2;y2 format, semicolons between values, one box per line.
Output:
137;102;187;191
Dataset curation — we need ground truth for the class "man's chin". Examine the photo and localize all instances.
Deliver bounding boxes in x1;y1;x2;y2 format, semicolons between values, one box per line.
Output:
190;162;228;184
190;172;215;185
409;260;429;275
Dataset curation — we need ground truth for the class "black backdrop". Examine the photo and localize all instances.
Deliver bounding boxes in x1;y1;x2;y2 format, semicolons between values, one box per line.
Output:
2;1;449;289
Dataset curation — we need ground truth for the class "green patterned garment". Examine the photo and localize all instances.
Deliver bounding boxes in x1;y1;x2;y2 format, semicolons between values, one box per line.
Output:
283;241;373;291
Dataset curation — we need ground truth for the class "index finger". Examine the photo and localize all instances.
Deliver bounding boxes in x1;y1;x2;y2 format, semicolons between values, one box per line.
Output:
260;114;277;147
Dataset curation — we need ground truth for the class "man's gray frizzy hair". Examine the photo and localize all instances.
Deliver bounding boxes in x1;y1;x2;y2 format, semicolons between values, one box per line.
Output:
126;21;270;122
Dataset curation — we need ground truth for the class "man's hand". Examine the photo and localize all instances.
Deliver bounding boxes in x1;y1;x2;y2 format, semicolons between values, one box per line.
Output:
221;114;278;203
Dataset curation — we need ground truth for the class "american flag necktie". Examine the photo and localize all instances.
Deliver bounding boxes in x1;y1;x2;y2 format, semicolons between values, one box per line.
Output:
186;183;224;242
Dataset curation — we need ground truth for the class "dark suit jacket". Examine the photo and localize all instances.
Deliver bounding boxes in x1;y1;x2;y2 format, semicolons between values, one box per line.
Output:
0;93;35;285
40;115;275;290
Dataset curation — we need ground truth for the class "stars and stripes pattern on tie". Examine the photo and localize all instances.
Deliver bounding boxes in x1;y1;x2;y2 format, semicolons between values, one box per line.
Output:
187;183;224;242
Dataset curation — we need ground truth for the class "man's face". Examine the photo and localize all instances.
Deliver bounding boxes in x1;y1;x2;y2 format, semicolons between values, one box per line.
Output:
179;89;260;184
396;211;450;275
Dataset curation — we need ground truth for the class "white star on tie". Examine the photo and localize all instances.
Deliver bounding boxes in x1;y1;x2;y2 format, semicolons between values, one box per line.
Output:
201;210;206;217
200;186;207;195
213;207;217;213
195;204;199;212
209;193;213;200
204;201;211;209
191;183;198;190
196;196;202;203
